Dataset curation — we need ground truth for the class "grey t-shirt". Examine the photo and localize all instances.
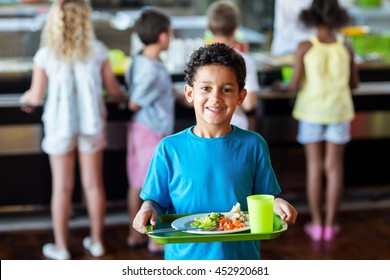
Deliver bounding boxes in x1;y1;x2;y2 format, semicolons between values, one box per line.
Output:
127;54;175;136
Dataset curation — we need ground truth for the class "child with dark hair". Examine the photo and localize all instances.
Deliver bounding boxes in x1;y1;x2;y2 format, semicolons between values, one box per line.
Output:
133;43;298;260
125;8;175;255
133;8;172;46
274;0;359;241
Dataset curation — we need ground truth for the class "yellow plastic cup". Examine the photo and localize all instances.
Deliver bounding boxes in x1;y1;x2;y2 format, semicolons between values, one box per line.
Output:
247;194;275;233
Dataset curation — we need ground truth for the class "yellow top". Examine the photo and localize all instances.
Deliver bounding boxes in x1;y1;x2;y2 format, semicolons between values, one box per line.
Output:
292;36;355;124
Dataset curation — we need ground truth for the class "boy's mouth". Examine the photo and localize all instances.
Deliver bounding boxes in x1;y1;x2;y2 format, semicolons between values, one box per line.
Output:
207;106;224;112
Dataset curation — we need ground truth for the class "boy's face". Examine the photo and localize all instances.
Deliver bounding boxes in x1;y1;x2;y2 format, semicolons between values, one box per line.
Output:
184;64;246;132
160;27;173;51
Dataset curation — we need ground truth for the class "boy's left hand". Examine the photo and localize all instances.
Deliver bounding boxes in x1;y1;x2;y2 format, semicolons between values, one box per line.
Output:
274;197;298;224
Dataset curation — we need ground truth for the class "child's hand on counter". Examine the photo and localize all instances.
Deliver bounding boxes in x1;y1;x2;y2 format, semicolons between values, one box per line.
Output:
272;80;288;92
19;90;41;113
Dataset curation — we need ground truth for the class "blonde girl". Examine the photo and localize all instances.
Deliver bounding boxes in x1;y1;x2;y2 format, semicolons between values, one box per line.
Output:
20;0;123;259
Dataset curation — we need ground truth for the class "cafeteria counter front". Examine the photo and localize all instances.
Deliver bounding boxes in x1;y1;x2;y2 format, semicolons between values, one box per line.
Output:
0;80;389;212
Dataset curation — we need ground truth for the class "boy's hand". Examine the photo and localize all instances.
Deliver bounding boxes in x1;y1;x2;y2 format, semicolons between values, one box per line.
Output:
274;197;298;224
132;200;159;234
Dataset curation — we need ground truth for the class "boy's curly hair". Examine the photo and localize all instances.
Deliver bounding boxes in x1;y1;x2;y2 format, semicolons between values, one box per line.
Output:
42;0;94;61
299;0;350;30
184;43;246;91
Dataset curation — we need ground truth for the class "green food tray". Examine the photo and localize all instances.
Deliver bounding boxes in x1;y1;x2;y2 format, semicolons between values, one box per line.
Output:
147;213;287;244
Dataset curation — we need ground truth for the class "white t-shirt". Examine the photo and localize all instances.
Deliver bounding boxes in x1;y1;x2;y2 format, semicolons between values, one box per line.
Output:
35;40;108;138
231;50;260;130
271;0;315;56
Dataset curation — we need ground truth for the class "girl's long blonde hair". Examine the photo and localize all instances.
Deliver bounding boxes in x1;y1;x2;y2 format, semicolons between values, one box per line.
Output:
42;0;95;61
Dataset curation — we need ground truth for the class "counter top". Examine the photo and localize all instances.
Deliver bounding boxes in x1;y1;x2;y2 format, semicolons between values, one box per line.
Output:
257;81;390;99
2;82;389;107
251;52;390;70
0;58;33;75
1;55;390;78
0;93;127;108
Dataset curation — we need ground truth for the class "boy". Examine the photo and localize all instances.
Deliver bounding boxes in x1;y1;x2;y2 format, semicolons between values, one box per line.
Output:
133;43;298;260
206;0;259;130
125;8;175;255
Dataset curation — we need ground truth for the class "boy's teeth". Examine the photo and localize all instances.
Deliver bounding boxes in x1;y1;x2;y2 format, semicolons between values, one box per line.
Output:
208;107;222;111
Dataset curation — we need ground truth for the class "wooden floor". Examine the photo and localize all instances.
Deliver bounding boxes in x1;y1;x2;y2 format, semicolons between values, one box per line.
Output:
1;205;389;260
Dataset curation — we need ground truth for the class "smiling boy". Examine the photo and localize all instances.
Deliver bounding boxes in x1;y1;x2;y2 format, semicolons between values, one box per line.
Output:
133;43;298;260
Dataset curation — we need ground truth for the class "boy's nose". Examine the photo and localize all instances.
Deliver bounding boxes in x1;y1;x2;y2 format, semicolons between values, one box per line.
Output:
210;89;222;99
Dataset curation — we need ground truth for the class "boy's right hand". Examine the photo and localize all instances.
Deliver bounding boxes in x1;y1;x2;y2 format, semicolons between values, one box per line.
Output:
132;200;158;234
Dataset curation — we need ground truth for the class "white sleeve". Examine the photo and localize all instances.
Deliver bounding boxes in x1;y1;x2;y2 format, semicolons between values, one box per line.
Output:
33;47;47;70
243;55;260;94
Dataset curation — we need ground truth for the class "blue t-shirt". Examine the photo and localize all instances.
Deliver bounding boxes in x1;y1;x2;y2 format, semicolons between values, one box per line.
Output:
140;125;281;260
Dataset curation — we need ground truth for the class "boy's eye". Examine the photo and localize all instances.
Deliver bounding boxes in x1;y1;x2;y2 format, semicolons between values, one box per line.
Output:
198;86;235;94
222;88;234;94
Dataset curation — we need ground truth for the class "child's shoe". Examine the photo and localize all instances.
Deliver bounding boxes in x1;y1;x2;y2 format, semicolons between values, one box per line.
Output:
42;243;70;260
323;225;340;241
304;223;323;241
83;236;105;257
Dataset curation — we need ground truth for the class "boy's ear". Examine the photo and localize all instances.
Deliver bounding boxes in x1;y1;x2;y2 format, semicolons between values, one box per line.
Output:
184;84;194;103
237;88;247;105
158;32;169;43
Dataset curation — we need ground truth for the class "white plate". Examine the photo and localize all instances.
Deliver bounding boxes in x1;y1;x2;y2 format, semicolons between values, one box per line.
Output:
171;213;250;235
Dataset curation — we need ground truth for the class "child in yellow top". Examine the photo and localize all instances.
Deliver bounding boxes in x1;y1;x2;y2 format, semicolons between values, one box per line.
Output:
274;0;358;241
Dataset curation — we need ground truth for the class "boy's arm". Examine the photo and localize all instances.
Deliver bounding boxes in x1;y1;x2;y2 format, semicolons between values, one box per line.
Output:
133;200;165;234
274;197;298;225
128;100;141;112
127;65;159;112
101;59;127;101
241;55;259;112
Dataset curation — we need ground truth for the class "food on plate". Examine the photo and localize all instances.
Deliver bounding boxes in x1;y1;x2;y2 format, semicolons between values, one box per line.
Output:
190;202;249;231
190;212;223;230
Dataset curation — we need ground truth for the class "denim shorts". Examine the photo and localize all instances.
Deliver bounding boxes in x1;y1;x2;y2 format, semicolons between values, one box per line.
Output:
42;130;107;155
297;120;351;144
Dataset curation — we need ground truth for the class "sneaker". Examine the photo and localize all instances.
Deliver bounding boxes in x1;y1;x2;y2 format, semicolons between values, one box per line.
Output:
304;223;323;241
83;236;105;257
323;225;340;241
42;243;70;260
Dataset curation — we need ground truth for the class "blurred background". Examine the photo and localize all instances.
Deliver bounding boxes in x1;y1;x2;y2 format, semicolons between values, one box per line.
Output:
0;0;389;259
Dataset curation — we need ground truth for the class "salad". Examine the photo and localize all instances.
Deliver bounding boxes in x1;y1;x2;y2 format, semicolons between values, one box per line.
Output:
190;203;249;231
